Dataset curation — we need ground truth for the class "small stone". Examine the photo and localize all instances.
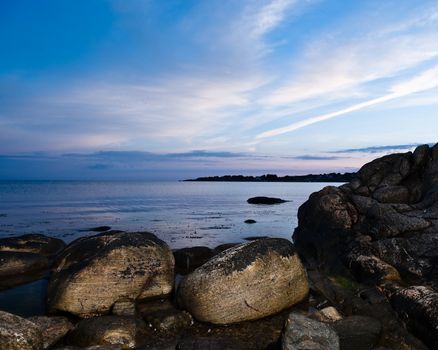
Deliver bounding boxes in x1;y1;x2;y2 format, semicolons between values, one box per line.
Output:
313;306;342;323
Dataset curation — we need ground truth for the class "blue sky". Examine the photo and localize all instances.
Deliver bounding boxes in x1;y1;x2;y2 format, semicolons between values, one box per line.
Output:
1;0;438;179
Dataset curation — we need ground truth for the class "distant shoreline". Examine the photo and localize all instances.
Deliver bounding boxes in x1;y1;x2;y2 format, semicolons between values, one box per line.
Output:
184;172;356;183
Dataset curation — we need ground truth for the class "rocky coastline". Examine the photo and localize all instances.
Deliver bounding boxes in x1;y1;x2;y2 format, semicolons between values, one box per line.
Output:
1;143;438;349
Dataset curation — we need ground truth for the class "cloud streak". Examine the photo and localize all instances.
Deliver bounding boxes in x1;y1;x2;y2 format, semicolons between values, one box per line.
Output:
256;64;438;139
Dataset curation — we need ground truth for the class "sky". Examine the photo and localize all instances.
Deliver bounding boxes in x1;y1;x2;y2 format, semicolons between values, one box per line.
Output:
1;0;438;180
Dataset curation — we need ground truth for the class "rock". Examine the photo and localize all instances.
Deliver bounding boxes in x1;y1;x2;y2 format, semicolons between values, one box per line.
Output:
0;310;44;350
282;313;340;350
332;315;381;350
27;316;74;349
48;231;174;317
389;285;438;349
67;316;148;348
111;298;136;316
177;238;309;324
213;243;240;254
313;306;343;323
173;246;214;275
346;254;401;283
0;251;49;278
0;234;66;257
372;186;409;203
244;219;256;224
247;196;288;205
138;299;193;334
243;236;269;241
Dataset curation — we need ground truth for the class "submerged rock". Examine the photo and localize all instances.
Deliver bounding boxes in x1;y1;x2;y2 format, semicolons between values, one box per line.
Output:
247;196;288;204
177;238;308;324
67;316;148;348
0;310;44;350
28;316;73;349
282;313;340;350
48;231;174;317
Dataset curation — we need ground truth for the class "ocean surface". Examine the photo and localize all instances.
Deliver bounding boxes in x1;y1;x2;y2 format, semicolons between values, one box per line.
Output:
0;181;338;248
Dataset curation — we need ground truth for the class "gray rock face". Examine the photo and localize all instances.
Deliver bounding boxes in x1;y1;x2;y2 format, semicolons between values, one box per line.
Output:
332;316;382;350
0;310;44;350
282;313;340;350
178;238;309;324
389;285;438;349
48;231;174;317
294;143;438;285
67;316;148;348
27;316;73;349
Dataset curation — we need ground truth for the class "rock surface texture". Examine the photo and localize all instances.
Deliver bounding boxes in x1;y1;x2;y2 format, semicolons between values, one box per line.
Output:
0;310;44;350
293;143;438;348
47;231;174;317
177;238;309;324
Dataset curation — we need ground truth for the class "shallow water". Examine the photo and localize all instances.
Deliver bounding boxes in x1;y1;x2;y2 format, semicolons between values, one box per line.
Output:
0;181;338;248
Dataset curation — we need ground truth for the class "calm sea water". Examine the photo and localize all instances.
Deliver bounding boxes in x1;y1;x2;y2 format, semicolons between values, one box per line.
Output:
0;181;337;249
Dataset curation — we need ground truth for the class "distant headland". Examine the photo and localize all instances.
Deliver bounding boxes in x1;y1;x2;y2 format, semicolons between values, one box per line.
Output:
184;172;356;182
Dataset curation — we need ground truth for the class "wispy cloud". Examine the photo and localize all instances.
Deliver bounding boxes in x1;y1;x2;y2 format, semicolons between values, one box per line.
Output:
334;143;432;154
256;64;438;139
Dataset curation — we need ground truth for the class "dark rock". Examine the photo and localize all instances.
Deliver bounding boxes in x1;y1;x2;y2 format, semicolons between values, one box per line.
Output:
173;246;214;275
28;316;74;349
332;315;381;350
0;310;44;350
213;243;240;254
0;234;66;257
244;236;269;241
244;219;257;224
177;238;308;324
67;316;148;348
247;196;288;205
177;337;244;350
89;226;112;232
48;231;174;317
282;313;340;350
389;285;438;349
0;251;49;278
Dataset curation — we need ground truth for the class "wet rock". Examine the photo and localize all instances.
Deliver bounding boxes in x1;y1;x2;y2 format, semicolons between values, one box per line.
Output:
173;246;214;275
282;313;340;350
0;310;44;350
247;196;288;205
389;285;438;349
332;315;381;350
48;231;174;317
178;238;309;324
67;316;148;348
346;254;401;283
138;299;193;334
0;251;49;278
244;219;256;224
28;316;74;349
0;234;66;257
312;306;343;323
213;243;240;254
177;337;244;350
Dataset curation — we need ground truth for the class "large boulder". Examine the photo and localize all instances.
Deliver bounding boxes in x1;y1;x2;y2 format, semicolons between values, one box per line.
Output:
0;234;65;290
177;238;309;324
48;231;174;317
0;310;44;350
293;143;438;347
282;313;340;350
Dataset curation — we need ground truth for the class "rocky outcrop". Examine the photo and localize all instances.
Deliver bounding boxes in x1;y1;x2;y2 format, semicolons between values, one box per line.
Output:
0;234;65;290
177;238;308;324
293;143;438;347
0;310;44;350
47;231;174;317
282;313;340;350
247;196;288;204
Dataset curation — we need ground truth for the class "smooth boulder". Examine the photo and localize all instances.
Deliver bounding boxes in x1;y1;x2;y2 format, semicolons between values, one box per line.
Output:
177;238;309;324
0;310;44;350
0;234;65;257
48;231;174;317
282;313;340;350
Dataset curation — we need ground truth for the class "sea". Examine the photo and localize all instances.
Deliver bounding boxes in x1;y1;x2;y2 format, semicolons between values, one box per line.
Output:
0;180;338;316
